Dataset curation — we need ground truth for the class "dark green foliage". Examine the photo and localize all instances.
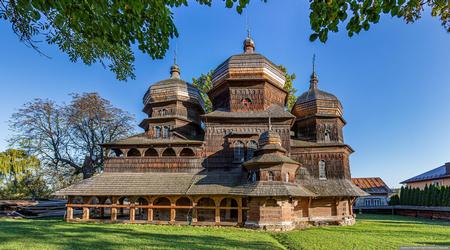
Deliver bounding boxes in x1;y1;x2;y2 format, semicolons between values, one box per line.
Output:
2;0;447;80
192;71;214;113
398;184;449;207
389;194;400;205
277;65;297;111
309;0;449;43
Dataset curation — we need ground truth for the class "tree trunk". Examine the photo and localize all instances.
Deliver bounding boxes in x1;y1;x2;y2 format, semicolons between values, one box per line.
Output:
81;156;94;179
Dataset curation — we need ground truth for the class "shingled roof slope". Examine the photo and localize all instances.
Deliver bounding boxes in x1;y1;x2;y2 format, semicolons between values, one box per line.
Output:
233;181;316;197
400;163;450;184
101;133;204;146
301;179;368;197
53;172;196;196
352;177;392;194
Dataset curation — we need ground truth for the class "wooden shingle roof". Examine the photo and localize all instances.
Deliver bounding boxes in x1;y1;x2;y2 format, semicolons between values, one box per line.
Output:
54;169;367;198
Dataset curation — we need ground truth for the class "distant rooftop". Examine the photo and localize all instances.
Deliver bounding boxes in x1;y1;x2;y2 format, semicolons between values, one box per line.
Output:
352;177;391;194
400;163;450;184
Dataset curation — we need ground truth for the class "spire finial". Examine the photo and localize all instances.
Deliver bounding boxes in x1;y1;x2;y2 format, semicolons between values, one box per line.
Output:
312;54;316;74
246;10;250;38
170;45;180;79
310;54;318;89
174;44;177;65
243;10;255;53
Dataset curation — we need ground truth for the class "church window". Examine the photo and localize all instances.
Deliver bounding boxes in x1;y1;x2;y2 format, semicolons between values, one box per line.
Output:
234;141;244;163
324;129;331;142
285;173;290;182
319;160;327;180
246;140;257;160
159;109;168;116
155;126;161;138
162;126;169;138
268;171;274;181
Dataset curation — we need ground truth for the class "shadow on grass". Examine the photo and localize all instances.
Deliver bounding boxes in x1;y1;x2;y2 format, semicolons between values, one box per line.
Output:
0;219;278;250
357;214;450;227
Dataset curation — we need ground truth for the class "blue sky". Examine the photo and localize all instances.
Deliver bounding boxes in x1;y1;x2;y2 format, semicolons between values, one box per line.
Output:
0;1;448;188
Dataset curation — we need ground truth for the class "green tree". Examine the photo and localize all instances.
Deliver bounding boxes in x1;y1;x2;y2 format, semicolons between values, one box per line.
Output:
399;186;405;205
0;149;39;186
2;1;447;80
278;65;298;111
192;71;214;113
388;194;400;205
0;149;49;199
192;65;297;112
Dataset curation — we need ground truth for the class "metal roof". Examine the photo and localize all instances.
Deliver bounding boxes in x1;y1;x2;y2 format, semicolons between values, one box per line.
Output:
400;164;450;184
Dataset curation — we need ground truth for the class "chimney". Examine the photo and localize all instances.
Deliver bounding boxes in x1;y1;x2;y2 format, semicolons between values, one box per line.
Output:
446;162;450;174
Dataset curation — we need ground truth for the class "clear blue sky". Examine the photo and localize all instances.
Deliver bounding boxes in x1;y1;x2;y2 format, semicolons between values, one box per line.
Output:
0;1;448;188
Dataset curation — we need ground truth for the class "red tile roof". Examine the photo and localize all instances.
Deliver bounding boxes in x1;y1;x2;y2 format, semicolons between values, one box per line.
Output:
352;177;391;194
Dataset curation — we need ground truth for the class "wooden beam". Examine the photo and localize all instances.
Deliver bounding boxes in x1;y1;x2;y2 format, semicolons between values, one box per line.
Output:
66;204;249;210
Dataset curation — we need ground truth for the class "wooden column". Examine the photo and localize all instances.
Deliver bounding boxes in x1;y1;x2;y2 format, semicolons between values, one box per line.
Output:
111;207;117;221
237;197;243;224
170;200;176;224
82;207;90;220
307;197;312;218
111;197;118;221
130;207;135;224
348;198;353;215
192;201;198;223
66;206;73;221
215;207;220;225
147;208;153;223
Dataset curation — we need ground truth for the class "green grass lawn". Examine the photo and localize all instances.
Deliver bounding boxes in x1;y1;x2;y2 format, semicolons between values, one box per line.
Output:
0;214;449;250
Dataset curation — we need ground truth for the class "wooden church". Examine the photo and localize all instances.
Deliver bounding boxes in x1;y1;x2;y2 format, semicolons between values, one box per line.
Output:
55;36;367;230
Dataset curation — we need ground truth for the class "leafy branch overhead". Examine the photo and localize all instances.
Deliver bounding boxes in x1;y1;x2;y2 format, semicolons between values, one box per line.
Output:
1;0;448;80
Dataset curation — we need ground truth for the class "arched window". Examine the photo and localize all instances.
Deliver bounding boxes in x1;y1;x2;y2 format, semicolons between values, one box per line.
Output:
127;148;141;157
285;173;290;183
180;148;195;156
268;171;274;181
110;149;124;157
246;140;257;160
319;160;327;180
154;126;161;138
234;141;244;163
162;126;169;138
144;148;158;157
159;109;167;116
162;148;176;157
324;129;331;142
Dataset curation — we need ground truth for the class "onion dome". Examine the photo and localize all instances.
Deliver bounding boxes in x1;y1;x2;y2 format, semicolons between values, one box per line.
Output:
291;71;343;118
143;64;204;110
243;129;298;169
211;37;285;89
243;36;255;54
258;130;282;147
